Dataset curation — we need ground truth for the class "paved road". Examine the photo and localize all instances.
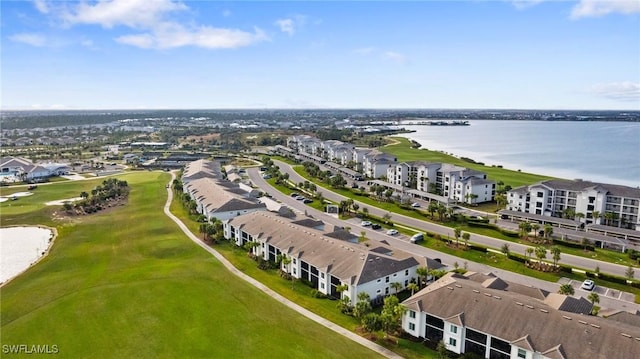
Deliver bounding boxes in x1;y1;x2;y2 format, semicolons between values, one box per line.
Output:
250;165;640;313
270;160;639;280
163;172;402;359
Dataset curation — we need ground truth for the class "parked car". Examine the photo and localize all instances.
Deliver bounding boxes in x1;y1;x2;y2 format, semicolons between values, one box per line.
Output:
410;233;424;243
386;229;399;236
411;202;421;208
303;199;313;204
361;221;372;227
371;224;381;230
290;193;299;197
580;279;595;291
295;196;306;201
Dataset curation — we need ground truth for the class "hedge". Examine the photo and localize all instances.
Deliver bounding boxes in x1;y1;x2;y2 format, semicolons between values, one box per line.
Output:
597;272;628;285
552;238;595;252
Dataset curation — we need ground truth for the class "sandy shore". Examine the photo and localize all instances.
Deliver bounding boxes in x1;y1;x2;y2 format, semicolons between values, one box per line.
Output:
0;226;56;285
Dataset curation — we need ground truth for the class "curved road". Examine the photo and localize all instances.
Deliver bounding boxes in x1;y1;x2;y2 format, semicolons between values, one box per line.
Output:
270;160;639;280
251;164;640;313
163;172;402;359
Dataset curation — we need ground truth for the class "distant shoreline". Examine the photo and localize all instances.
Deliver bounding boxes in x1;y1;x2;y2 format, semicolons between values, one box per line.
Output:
394;133;639;188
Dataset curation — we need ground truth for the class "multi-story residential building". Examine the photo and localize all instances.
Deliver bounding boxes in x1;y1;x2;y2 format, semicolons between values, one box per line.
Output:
363;150;397;179
182;159;265;221
387;161;496;204
224;210;442;302
506;179;640;231
402;272;640;359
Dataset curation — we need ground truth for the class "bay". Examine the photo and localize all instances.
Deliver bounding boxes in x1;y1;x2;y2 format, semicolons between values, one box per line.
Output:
397;120;640;188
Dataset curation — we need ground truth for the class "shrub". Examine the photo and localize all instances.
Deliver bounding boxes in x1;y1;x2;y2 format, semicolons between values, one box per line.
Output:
598;272;628;285
499;228;520;238
508;253;527;264
310;289;327;299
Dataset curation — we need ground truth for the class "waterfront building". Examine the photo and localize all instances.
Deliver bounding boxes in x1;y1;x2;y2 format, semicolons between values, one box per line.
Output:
506;179;640;231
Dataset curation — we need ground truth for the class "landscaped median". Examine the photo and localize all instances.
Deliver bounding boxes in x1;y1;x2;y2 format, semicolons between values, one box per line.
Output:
264;159;640;303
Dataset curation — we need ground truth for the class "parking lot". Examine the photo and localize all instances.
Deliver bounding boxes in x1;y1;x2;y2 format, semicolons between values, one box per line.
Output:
559;277;636;303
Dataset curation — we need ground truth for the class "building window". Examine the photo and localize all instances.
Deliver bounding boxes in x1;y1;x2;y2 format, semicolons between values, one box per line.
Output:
385;276;390;283
409;310;416;318
321;273;325;279
405;269;409;275
293;259;297;264
320;283;325;289
409;323;415;331
450;325;457;334
517;349;527;358
449;338;457;347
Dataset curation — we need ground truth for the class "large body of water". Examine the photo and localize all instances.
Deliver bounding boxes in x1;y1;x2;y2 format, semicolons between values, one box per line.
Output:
398;120;640;188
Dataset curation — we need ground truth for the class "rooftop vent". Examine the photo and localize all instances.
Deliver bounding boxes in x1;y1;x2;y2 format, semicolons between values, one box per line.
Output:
484;293;492;297
455;284;462;288
562;315;572;320
621;333;632;338
515;302;524;306
525;305;534;309
590;324;600;329
578;320;588;325
540;309;548;313
472;290;480;293
493;296;502;300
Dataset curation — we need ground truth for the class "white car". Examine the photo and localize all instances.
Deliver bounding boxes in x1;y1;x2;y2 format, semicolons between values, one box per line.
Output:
411;202;421;208
361;221;372;227
580;279;595;291
386;229;399;236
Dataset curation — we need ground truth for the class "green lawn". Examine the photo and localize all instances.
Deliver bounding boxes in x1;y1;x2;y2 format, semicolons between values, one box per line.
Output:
1;172;384;358
382;137;554;188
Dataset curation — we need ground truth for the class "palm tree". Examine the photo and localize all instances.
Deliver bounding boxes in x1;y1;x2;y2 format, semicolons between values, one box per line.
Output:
625;265;635;281
588;292;600;315
558;283;575;295
494;193;507;210
525;247;534;261
462;232;470;248
535;246;547;264
501;243;510;256
604;211;615;226
416;266;429;288
407;282;419;296
354;292;372;320
581;237;591;251
550;246;561;268
453;227;461;246
531;223;540;238
592;211;600;225
390;282;402;296
543;224;554;240
362;207;369;219
437;203;447;222
428;201;438;218
575;212;585;223
518;221;532;239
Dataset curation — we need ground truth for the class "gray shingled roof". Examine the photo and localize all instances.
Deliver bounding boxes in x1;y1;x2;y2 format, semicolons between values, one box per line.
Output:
404;273;640;359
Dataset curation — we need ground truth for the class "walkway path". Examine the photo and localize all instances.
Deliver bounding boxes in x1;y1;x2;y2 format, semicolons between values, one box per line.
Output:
162;172;402;359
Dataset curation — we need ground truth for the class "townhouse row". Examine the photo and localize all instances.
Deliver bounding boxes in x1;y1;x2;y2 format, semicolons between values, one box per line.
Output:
402;271;640;359
506;179;640;232
223;210;444;302
285;135;496;204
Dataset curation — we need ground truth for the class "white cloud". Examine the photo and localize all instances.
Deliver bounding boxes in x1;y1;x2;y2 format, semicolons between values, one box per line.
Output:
274;15;307;36
571;0;640;19
116;24;268;49
508;0;545;10
48;0;268;50
590;82;640;101
222;10;232;18
33;0;49;14
63;0;187;28
384;51;409;65
9;33;47;47
275;18;295;35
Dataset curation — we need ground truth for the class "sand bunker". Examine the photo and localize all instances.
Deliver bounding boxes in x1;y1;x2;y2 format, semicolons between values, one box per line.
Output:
0;226;54;284
45;197;83;206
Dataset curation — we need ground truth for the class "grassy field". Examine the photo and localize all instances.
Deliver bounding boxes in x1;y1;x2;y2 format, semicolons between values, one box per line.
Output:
1;172;384;358
382;137;554;188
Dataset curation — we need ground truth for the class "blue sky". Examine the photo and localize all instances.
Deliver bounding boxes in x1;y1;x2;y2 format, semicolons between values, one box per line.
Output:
2;0;639;110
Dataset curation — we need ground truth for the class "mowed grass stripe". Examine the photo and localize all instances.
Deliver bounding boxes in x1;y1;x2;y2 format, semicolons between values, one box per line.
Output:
1;172;383;358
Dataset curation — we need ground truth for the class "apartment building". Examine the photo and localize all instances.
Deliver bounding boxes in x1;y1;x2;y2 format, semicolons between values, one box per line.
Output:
224;211;442;302
402;272;640;359
506;179;640;231
387;161;496;204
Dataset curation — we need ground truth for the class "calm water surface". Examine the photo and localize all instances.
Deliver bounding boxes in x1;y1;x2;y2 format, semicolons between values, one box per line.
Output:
398;120;640;187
